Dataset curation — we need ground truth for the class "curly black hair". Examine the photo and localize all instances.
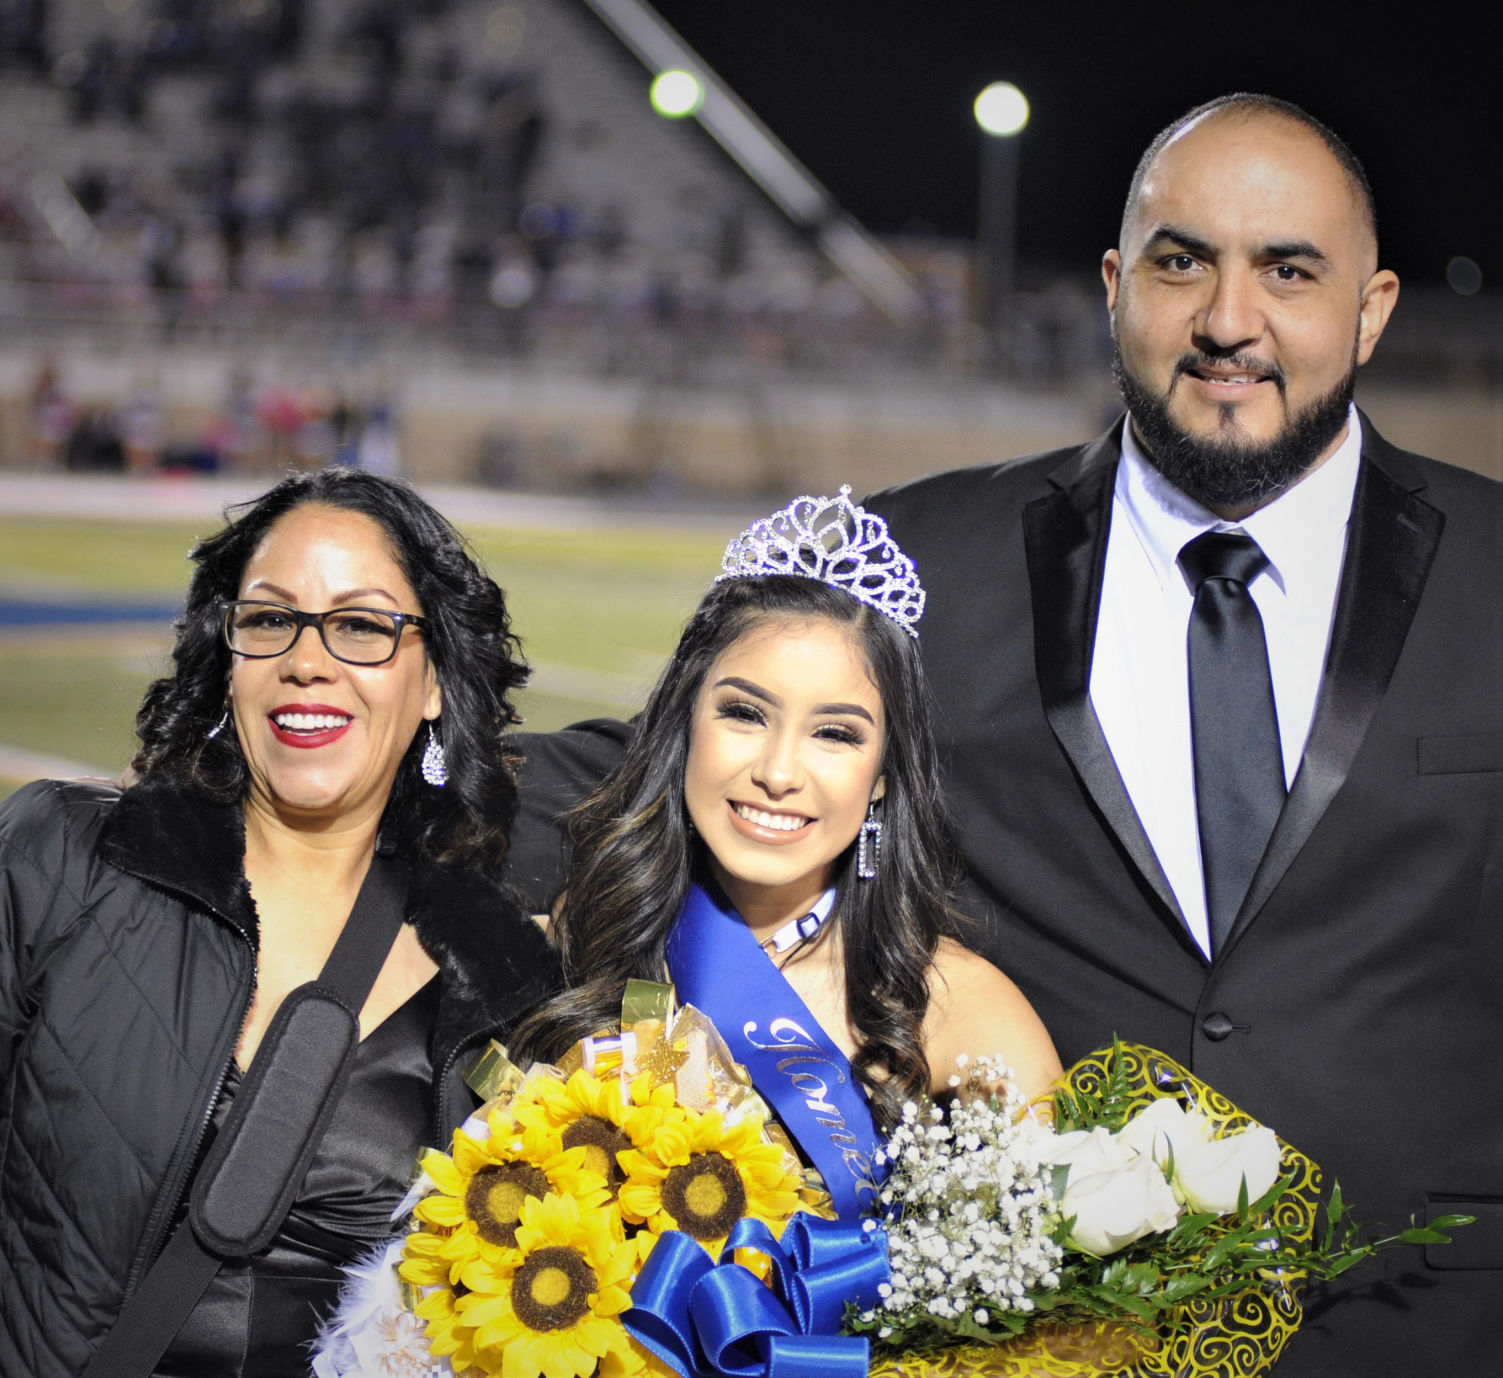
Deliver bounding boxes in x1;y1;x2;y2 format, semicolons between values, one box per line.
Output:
509;576;963;1132
131;468;527;874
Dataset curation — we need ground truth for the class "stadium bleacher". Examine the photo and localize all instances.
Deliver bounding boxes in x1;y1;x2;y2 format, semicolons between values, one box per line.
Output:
0;1;1494;489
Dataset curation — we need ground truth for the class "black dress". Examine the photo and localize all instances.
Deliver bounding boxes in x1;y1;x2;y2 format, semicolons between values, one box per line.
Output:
157;979;440;1377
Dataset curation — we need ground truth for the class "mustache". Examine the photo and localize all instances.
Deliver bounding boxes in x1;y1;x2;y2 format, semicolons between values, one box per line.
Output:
1172;351;1287;394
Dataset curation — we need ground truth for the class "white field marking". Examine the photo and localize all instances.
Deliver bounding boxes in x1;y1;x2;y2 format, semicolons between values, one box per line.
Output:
0;626;171;654
0;743;112;783
0;474;755;534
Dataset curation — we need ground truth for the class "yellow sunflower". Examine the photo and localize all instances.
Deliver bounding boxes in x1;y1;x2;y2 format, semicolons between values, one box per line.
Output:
512;1068;679;1203
400;1112;611;1300
617;1104;804;1259
451;1191;647;1378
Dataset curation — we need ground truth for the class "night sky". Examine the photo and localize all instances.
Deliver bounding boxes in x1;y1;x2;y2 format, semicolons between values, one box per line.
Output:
645;2;1498;289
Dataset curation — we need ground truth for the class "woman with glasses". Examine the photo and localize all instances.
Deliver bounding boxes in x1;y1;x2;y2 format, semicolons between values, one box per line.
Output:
0;470;558;1378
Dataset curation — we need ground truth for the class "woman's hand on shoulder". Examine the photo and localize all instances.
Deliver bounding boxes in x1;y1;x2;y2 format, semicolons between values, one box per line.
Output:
922;939;1062;1103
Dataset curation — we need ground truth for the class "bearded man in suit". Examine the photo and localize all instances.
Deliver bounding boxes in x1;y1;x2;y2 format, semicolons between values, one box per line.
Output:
865;93;1501;1375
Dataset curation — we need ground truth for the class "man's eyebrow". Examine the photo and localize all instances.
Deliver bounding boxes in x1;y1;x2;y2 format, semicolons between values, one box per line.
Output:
1142;225;1217;258
1260;239;1332;267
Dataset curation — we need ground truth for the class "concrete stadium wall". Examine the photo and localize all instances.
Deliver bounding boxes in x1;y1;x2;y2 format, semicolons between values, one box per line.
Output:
1;346;1497;493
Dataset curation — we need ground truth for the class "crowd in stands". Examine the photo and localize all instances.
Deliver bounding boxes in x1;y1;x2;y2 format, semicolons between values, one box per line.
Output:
25;354;401;476
1;0;1108;383
0;2;1490;400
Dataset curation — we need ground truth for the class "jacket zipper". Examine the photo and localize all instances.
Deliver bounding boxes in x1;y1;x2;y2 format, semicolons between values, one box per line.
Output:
435;1026;505;1140
123;923;257;1294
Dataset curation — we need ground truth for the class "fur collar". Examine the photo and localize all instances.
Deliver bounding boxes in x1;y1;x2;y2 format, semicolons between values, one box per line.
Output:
98;775;561;1082
98;774;259;940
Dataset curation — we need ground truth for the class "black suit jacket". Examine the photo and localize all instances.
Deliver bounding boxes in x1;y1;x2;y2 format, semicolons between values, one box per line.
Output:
866;416;1503;1376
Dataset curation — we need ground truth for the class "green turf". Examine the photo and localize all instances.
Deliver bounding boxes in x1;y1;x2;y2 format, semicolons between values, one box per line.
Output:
0;521;213;596
0;517;720;798
0;642;161;776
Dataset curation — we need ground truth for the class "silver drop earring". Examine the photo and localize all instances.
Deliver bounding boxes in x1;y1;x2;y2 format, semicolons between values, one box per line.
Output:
421;723;448;787
206;709;229;741
856;801;883;880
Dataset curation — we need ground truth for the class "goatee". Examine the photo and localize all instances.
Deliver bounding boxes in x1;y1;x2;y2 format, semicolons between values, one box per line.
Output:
1112;337;1357;511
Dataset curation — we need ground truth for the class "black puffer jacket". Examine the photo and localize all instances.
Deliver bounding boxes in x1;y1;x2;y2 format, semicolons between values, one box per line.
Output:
0;776;560;1378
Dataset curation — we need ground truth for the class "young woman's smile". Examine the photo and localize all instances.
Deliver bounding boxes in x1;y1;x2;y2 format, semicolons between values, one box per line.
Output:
727;801;813;840
684;616;885;932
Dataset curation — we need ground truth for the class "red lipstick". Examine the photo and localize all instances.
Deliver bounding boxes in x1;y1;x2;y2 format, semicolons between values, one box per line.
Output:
266;703;354;749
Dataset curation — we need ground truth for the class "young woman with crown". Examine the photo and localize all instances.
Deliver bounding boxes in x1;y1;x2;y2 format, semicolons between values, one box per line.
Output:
510;488;1060;1222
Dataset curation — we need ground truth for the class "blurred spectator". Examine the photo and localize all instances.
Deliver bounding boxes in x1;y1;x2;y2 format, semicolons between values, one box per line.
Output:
29;359;72;468
357;393;400;475
328;391;361;466
348;0;405;86
202;368;260;471
62;407;125;473
0;0;50;74
256;383;307;470
120;377;166;475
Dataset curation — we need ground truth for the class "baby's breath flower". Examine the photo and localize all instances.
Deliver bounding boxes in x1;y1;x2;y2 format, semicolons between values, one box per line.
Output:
874;1055;1063;1333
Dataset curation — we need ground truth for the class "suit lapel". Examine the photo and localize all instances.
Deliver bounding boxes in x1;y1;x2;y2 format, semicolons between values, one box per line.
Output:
1222;430;1444;953
1023;429;1190;931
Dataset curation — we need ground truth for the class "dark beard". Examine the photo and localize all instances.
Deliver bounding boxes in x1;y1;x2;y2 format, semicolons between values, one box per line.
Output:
1112;337;1357;511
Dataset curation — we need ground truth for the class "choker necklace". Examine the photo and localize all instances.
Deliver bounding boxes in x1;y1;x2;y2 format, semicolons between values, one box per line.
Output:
760;887;838;955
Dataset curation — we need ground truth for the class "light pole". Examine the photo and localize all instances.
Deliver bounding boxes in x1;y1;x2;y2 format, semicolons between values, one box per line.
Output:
973;82;1029;366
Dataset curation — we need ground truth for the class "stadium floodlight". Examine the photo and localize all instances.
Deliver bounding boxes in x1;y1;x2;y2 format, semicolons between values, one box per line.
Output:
972;82;1029;366
584;0;921;320
974;82;1030;138
650;69;705;118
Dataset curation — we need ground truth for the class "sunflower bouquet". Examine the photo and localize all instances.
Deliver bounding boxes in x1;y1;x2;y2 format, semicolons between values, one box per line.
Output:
313;1018;1469;1378
312;981;824;1378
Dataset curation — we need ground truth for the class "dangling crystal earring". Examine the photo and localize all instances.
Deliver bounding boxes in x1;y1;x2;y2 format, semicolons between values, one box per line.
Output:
856;801;883;880
420;723;448;787
206;709;230;740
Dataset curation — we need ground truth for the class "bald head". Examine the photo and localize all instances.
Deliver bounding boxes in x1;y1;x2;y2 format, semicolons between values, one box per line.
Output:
1100;93;1400;515
1121;94;1378;264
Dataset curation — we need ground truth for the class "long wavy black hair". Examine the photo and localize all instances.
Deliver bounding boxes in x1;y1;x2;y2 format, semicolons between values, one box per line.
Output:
509;576;962;1131
131;468;527;874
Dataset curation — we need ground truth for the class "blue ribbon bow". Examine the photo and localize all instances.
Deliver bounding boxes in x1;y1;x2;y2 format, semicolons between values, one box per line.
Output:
623;1212;889;1378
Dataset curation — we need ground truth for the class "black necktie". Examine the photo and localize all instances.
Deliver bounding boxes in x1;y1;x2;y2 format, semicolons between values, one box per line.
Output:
1179;531;1286;955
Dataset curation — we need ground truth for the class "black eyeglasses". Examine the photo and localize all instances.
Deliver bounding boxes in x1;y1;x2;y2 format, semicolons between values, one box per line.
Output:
221;600;429;666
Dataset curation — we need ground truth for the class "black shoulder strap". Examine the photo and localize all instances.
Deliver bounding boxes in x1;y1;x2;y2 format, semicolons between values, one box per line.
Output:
82;856;410;1378
317;854;411;1003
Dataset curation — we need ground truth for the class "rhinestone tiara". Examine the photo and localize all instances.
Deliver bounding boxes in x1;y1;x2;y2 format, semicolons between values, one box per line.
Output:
716;486;925;637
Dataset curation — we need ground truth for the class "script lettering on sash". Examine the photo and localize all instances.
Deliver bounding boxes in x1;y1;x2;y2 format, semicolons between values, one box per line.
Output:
744;1017;879;1208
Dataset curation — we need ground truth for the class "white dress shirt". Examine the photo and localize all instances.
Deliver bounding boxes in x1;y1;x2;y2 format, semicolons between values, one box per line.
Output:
1088;406;1362;956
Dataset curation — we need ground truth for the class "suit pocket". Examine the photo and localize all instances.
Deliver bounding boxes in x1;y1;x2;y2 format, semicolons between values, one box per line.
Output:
1425;1195;1503;1269
1416;734;1503;775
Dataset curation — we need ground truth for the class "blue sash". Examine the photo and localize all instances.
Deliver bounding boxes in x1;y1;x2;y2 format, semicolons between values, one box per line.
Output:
665;883;884;1219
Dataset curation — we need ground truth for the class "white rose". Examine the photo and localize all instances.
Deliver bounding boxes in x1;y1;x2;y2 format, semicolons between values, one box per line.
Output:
1038;1125;1135;1175
1056;1156;1182;1257
1171;1122;1282;1216
1114;1096;1202;1171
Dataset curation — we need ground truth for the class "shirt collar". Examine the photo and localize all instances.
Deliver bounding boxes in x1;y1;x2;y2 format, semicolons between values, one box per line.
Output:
1117;405;1362;594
